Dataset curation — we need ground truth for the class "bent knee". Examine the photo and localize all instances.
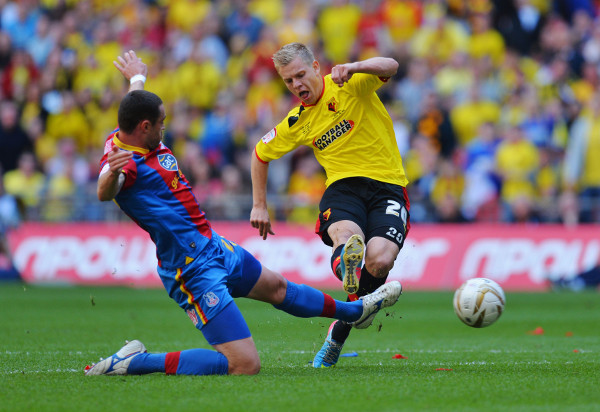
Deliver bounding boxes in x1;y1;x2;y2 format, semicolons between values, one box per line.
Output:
272;274;288;304
364;255;395;277
364;240;400;277
229;357;261;375
262;267;289;304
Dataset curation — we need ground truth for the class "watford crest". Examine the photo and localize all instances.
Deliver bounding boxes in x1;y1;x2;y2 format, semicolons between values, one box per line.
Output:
327;97;337;112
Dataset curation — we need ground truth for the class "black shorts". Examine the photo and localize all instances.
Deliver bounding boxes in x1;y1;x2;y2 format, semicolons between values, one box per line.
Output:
315;177;410;248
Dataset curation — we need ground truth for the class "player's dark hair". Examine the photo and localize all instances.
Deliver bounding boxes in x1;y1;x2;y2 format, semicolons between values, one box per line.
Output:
118;90;163;134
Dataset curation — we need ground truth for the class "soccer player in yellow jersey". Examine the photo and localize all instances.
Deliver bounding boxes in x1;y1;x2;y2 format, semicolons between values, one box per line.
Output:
250;42;410;368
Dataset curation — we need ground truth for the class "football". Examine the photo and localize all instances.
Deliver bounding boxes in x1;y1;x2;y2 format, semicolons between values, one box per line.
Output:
453;278;506;328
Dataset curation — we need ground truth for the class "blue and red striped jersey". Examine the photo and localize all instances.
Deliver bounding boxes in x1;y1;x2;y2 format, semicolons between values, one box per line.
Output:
99;129;212;269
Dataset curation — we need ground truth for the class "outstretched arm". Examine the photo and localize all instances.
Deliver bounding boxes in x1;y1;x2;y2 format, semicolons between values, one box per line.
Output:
113;50;148;92
331;57;399;87
97;50;147;201
250;152;275;239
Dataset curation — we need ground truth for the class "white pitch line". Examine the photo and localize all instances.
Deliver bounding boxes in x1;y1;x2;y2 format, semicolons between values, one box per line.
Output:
2;351;86;355
1;359;593;375
281;348;593;354
2;368;81;375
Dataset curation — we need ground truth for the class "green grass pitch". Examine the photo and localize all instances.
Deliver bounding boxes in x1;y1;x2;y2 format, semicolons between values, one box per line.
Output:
1;282;598;412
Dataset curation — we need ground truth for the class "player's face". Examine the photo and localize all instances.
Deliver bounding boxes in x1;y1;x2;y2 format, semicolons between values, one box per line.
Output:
146;104;166;151
278;57;323;105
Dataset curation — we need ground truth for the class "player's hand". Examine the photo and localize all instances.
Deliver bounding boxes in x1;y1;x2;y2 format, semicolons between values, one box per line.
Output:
331;63;354;87
107;146;132;176
113;50;147;82
250;207;275;240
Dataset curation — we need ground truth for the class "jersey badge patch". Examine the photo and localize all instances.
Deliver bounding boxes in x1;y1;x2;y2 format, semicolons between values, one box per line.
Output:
323;208;331;221
203;291;220;307
261;128;277;144
186;309;199;326
104;139;113;153
158;154;178;171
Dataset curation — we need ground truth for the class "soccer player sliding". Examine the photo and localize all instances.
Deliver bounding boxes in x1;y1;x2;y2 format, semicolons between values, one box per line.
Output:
85;50;402;377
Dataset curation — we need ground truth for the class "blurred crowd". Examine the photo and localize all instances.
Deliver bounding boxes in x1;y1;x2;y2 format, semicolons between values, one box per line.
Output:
1;0;600;232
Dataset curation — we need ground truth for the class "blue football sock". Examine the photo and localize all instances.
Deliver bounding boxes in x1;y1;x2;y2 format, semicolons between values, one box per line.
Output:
127;349;228;375
168;349;228;375
273;281;363;322
333;298;363;322
127;353;166;375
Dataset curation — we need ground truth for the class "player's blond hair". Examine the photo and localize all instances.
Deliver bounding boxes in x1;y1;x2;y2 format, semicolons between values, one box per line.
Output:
272;43;315;69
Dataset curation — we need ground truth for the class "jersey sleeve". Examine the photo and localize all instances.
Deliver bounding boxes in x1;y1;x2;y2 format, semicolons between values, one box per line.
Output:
98;131;138;190
343;72;388;96
99;131;117;172
254;109;302;162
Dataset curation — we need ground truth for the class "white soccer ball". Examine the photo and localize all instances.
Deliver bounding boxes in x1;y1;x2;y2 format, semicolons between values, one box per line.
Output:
453;278;505;328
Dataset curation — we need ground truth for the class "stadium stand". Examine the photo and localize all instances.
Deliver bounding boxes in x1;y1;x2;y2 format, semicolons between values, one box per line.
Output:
0;0;599;227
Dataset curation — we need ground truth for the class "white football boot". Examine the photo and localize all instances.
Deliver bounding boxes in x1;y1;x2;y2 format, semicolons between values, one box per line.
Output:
352;281;402;329
85;340;147;376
